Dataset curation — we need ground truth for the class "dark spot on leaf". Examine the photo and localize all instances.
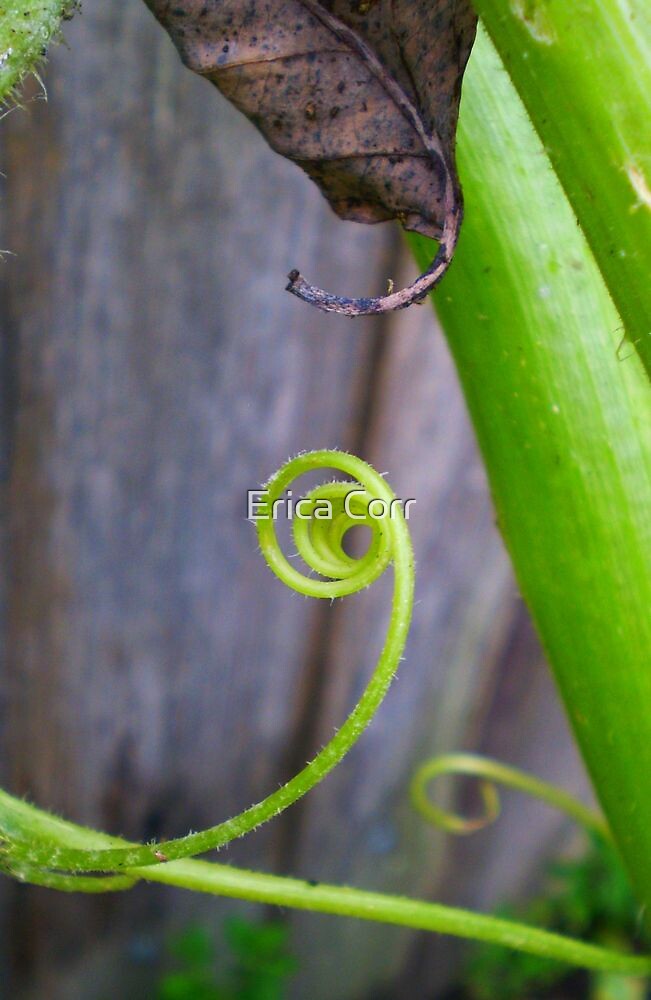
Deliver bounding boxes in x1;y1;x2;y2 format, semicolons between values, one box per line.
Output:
146;0;477;315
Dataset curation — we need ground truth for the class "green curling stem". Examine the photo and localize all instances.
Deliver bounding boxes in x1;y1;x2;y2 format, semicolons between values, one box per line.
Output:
2;451;650;973
0;451;414;871
411;753;611;841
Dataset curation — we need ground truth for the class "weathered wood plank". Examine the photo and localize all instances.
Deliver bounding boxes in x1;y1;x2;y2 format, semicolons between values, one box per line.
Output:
0;184;12;990
0;1;397;994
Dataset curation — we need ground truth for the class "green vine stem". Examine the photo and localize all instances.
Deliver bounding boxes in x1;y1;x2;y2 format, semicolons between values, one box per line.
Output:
410;754;611;841
1;751;650;973
2;452;651;975
0;1;73;104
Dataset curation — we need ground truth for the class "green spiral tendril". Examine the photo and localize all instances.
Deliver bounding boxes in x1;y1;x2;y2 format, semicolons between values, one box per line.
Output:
1;451;649;976
411;752;612;841
0;451;414;871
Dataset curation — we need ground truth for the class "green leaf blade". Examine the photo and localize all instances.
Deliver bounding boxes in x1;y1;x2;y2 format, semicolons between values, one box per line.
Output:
470;0;651;378
411;26;651;917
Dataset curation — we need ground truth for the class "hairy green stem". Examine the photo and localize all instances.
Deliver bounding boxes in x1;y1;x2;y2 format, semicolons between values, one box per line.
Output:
2;789;650;974
472;0;651;380
1;451;414;870
0;1;73;104
139;862;651;973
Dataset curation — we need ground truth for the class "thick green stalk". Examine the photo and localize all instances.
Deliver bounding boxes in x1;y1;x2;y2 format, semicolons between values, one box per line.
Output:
471;0;651;379
0;1;71;104
411;27;651;914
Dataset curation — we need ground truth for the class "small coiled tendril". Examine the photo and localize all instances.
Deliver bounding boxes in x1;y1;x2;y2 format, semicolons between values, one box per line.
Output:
0;451;414;874
1;452;650;976
410;753;612;841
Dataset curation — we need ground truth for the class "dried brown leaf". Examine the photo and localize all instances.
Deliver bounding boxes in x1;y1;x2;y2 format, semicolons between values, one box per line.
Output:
144;0;477;314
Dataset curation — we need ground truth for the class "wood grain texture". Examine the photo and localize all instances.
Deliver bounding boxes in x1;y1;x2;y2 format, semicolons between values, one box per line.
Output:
0;193;12;989
0;1;588;997
0;1;392;993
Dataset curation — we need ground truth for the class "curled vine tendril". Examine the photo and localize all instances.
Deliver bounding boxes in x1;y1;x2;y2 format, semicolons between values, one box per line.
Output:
410;753;612;841
1;451;650;975
0;451;414;872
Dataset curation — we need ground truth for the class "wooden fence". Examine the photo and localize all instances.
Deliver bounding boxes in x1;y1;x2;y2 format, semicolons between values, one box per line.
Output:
0;3;591;997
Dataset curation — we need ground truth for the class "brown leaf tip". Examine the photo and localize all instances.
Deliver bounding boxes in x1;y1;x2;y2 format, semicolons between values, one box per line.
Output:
146;0;477;316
